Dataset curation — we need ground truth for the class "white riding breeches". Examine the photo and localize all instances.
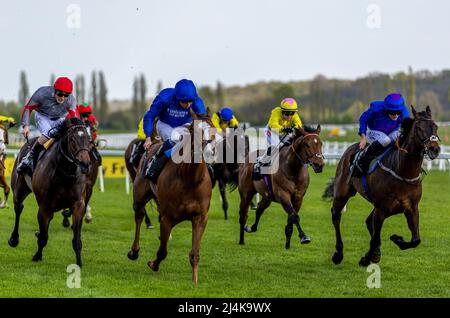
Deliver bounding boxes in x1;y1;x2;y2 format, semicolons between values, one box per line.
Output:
156;120;190;143
35;112;65;138
366;129;400;147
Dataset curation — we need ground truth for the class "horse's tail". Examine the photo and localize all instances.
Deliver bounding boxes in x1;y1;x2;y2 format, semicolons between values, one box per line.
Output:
322;178;335;201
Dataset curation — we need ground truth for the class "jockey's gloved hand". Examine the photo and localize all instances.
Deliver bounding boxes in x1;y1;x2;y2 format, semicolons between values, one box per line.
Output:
281;127;293;134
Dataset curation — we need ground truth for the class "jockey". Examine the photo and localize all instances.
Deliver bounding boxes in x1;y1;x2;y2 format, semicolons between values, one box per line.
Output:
129;118;146;167
143;79;207;182
77;103;98;142
0;116;16;162
354;92;410;176
211;107;239;133
16;77;77;175
253;97;303;179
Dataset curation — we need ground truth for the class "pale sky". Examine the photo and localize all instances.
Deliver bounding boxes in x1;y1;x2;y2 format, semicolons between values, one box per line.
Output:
1;0;449;101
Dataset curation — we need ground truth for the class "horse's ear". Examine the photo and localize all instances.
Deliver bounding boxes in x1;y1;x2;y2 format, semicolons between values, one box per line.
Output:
206;106;211;116
411;105;418;119
316;124;321;134
426;105;432;117
189;108;198;120
294;127;305;137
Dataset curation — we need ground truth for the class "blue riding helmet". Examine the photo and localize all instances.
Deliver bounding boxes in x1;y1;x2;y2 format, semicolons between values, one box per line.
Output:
384;93;405;112
220;107;233;121
174;79;198;102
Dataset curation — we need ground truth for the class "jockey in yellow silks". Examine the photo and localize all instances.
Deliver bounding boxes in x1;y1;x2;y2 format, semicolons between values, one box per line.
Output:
211;107;239;133
0;116;16;162
253;97;304;180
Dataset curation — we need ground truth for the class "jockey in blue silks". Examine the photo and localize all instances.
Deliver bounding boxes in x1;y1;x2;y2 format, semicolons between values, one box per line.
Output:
142;79;207;181
354;93;410;176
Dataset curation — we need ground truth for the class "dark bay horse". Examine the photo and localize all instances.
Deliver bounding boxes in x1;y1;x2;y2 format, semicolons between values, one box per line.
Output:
231;126;325;248
8;118;91;266
323;106;440;266
124;138;155;228
127;114;216;285
212;131;249;219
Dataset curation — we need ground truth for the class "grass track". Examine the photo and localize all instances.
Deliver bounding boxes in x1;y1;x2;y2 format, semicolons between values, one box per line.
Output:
0;168;449;297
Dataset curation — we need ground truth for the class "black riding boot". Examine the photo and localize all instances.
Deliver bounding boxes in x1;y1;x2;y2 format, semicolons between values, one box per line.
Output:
253;146;273;181
355;141;385;177
17;142;45;176
130;140;144;167
145;140;173;182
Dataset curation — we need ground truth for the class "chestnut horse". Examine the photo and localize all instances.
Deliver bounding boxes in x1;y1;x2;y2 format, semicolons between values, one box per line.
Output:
8;118;91;266
127;114;216;285
231;125;325;249
323;106;440;266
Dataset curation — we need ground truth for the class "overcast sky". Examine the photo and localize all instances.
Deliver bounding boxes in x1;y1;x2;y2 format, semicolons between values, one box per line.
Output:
1;0;449;101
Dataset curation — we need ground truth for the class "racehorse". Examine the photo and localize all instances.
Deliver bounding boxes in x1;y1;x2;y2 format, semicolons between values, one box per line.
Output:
212;131;249;220
0;124;10;208
323;106;440;266
127;113;216;285
230;125;325;248
8;118;91;266
124;138;155;228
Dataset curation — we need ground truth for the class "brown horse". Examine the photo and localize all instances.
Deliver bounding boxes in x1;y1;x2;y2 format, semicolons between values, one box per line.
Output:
231;125;325;248
212;131;249;220
127;114;216;285
8;118;91;266
323;106;440;266
124;138;155;228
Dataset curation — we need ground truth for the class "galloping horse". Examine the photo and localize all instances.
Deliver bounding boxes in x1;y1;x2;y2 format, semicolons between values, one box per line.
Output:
323;106;440;266
8;118;91;266
0;124;10;208
212;131;249;220
231;126;325;248
127;113;216;285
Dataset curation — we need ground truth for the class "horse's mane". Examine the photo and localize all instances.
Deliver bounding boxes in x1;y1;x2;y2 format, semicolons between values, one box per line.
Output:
398;109;431;146
302;125;317;133
50;117;85;139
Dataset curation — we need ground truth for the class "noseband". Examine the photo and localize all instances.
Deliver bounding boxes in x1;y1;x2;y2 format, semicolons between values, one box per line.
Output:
58;124;90;165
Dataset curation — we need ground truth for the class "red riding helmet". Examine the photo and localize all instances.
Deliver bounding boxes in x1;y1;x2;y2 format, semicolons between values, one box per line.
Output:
77;102;92;114
54;77;73;94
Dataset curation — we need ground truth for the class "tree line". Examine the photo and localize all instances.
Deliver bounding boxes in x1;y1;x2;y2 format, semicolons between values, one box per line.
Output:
2;68;450;132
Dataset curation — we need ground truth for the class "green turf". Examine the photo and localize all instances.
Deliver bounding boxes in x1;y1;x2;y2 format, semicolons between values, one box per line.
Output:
0;168;449;298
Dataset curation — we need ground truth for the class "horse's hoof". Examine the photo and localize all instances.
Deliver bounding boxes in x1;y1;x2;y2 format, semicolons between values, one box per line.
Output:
300;235;311;244
390;234;403;244
371;250;381;263
32;254;42;262
285;242;291;249
148;261;159;272
62;218;70;228
8;237;19;248
244;225;252;233
359;256;370;267
85;217;92;224
332;252;343;265
35;231;40;238
127;250;139;261
146;224;154;229
239;240;245;245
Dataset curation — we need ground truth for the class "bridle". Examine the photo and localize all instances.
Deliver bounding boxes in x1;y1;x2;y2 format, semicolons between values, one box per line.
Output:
58;124;90;167
290;133;324;166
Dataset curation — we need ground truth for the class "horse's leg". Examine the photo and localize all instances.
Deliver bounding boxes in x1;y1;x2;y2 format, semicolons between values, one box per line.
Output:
238;190;254;245
247;197;271;233
128;176;153;260
0;174;10;208
279;198;297;250
62;208;71;228
8;181;31;248
71;200;85;267
291;196;311;245
148;215;172;272
127;200;147;260
330;183;354;265
144;209;154;229
359;208;386;267
365;209;381;263
32;209;53;262
219;179;228;220
189;214;208;285
390;205;421;250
